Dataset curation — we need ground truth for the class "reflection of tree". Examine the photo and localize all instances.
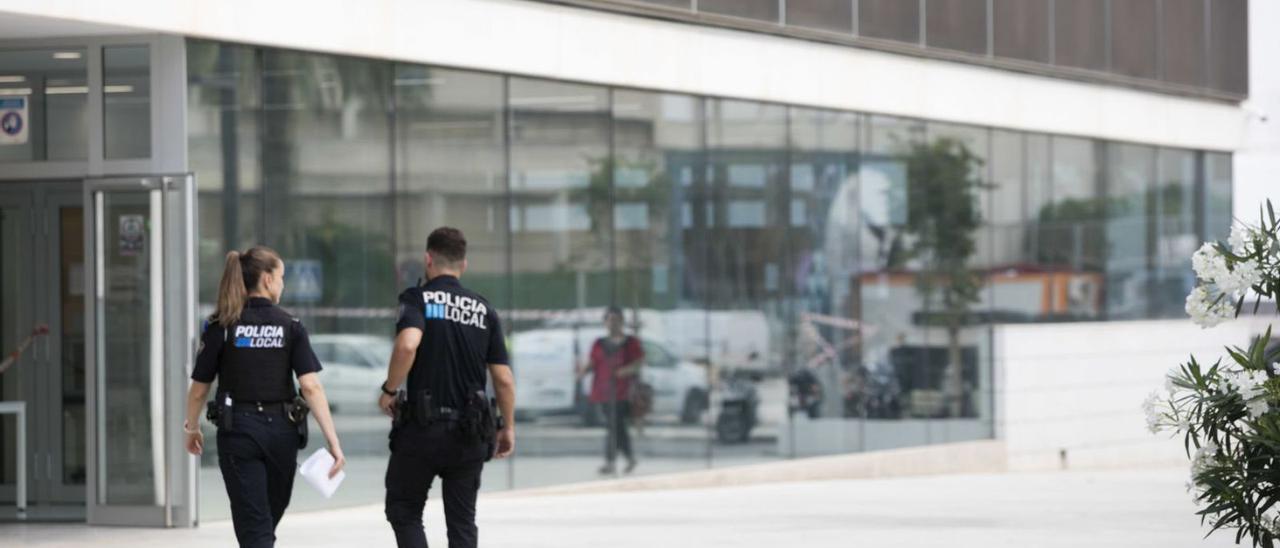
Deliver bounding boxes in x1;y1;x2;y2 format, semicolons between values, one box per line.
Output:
290;207;395;330
901;137;985;418
1034;198;1106;270
574;156;673;310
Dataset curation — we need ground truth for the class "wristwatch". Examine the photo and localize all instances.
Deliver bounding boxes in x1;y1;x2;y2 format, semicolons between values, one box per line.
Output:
381;382;397;397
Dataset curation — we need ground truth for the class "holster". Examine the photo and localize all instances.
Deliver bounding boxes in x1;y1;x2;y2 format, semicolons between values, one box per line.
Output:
290;394;310;449
413;390;432;426
208;392;234;431
456;390;498;460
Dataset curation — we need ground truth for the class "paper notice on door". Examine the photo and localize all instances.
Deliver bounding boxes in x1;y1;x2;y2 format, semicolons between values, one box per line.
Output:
299;448;345;499
118;214;145;256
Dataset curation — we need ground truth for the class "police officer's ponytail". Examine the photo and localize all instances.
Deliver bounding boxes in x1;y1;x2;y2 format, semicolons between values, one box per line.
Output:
214;246;281;325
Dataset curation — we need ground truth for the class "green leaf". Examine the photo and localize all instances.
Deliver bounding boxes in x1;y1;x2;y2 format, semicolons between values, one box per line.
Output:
1228;347;1253;368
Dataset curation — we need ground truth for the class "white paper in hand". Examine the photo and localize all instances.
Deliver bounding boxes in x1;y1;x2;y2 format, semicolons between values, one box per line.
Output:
299;448;345;499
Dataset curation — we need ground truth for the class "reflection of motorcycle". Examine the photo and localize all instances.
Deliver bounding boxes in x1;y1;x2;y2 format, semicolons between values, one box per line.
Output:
788;369;823;419
844;365;903;419
715;374;759;444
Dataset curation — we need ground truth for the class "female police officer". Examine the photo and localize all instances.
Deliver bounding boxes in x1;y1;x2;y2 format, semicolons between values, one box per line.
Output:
182;246;345;548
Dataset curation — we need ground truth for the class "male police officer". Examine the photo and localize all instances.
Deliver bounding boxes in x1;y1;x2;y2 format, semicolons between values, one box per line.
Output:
378;227;515;548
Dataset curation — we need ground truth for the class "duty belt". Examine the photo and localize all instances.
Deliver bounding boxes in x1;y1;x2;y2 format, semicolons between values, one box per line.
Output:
231;401;291;415
408;402;459;423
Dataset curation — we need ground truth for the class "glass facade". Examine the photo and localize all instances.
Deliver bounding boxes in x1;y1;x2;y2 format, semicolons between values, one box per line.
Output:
557;0;1249;98
0;48;88;162
187;39;1235;513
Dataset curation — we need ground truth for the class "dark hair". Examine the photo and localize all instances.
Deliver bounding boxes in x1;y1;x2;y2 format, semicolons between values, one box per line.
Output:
427;227;467;265
604;306;623;320
214;246;281;325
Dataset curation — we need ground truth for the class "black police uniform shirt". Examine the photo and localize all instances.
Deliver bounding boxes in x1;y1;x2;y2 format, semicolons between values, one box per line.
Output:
395;275;509;409
191;297;323;403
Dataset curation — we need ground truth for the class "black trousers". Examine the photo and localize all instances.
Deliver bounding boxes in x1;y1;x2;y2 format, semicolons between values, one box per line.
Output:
217;409;299;548
602;400;633;464
385;420;488;548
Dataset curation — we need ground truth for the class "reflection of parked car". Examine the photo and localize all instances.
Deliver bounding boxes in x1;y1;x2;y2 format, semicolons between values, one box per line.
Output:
310;334;392;415
512;328;709;424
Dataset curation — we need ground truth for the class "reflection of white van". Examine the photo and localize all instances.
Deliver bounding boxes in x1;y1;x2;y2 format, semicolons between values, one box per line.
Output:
310;334;391;415
511;328;709;424
547;309;774;371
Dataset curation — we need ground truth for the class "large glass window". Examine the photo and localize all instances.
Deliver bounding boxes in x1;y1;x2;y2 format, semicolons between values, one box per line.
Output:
185;38;1238;506
858;115;993;447
925;0;988;55
103;45;151;159
1104;143;1155;320
787;107;861;455
611;89;712;475
187;41;261;303
507;77;612;488
1039;136;1102;320
1153;148;1198;319
394;65;511;488
394;66;507;296
1204;152;1232;244
0;48;88;162
989;130;1046;322
704;98;789;465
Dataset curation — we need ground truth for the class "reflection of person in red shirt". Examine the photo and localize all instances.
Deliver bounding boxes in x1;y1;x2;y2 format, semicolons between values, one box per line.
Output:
577;306;644;475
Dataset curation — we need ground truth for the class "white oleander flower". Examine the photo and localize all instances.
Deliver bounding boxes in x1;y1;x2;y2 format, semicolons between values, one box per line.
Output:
1192;243;1230;284
1229;224;1254;255
1165;366;1189;397
1272;362;1280;377
1186;285;1235;328
1173;416;1192;435
1217;259;1263;295
1191;443;1219;477
1262;508;1280;536
1143;391;1164;434
1246;397;1270;419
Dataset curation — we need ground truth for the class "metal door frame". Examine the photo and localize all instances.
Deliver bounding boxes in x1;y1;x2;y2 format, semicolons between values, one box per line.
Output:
0;186;35;511
83;174;195;527
35;184;86;504
0;182;87;510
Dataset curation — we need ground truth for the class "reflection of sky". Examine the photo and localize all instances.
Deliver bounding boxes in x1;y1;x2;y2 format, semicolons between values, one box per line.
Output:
859;159;906;227
514;169;589;190
614;202;649;230
511;203;590;232
727;163;766;187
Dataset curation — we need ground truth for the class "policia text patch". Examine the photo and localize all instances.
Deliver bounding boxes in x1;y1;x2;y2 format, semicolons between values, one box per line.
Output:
422;290;488;329
234;324;286;348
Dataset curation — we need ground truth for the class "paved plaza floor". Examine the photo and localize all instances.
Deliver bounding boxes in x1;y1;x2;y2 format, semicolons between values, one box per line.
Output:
4;467;1238;547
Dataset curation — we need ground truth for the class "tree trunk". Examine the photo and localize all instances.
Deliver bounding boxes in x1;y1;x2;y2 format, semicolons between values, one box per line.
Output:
946;324;964;418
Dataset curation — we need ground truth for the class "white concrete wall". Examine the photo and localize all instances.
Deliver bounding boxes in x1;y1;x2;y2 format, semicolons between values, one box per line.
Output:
1235;0;1280;225
994;316;1275;472
0;0;1244;152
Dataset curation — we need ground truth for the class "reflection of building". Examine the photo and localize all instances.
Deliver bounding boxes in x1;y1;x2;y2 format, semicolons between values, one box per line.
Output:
0;0;1271;529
